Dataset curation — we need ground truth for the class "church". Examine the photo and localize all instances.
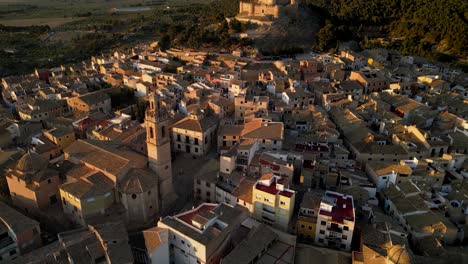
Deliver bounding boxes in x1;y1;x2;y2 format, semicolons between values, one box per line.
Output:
238;0;297;19
58;93;176;229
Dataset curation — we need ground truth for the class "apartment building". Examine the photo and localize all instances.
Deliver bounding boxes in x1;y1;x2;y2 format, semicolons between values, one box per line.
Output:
157;203;249;264
252;173;296;231
296;192;322;243
315;191;355;251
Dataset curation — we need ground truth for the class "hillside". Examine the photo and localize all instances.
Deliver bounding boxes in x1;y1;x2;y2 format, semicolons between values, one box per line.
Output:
302;0;467;63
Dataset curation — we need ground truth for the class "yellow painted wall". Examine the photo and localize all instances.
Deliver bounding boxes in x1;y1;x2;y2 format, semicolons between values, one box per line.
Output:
297;219;316;241
60;188;114;224
252;186;294;229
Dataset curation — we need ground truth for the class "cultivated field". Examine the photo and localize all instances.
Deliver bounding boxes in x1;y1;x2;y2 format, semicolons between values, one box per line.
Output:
0;17;82;28
0;0;163;25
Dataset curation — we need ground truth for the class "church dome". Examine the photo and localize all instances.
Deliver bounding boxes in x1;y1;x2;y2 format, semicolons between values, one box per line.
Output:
387;245;413;264
16;151;48;173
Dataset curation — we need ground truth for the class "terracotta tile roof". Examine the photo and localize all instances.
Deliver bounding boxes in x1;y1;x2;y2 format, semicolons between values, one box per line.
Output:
142;227;168;253
119;168;158;194
242;122;283;140
0;201;39;235
171;114;218;133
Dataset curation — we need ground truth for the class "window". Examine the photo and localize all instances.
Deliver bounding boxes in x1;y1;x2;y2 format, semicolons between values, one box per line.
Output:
343;226;349;231
195;138;199;145
206;191;211;196
308;226;312;230
195;148;199;153
321;221;326;225
196;188;201;194
149;127;154;139
206;182;210;188
280;201;286;205
196;179;201;185
132;194;137;199
161;126;166;138
49;195;58;204
9;249;16;256
301;224;305;228
177;134;181;141
47;179;52;184
342;235;347;240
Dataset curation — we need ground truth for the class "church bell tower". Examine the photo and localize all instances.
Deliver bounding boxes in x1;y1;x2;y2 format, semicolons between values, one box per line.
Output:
145;93;176;212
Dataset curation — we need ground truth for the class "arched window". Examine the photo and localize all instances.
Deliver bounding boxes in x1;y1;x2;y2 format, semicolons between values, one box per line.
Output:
149;127;154;139
161;126;166;138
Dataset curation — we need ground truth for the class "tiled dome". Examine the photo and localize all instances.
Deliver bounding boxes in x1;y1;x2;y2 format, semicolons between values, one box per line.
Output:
16;151;48;173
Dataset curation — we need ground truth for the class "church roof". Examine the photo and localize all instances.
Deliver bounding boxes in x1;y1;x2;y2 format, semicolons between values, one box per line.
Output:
16;150;48;173
119;168;158;194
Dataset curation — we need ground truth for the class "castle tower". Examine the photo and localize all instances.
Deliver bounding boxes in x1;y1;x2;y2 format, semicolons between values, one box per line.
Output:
145;93;176;212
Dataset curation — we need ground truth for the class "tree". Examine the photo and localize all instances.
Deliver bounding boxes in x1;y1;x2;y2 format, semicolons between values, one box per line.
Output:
317;22;336;51
158;34;171;51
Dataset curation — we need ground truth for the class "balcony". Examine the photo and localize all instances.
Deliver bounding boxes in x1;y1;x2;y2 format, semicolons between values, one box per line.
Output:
261;214;275;223
236;157;248;166
323;230;343;242
327;226;342;233
262;206;276;215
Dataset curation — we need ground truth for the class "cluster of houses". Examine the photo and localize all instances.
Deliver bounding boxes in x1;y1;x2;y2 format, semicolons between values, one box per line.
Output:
0;43;467;264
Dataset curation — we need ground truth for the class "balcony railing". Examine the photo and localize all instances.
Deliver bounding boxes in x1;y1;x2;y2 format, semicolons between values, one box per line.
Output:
262;215;275;223
262;206;276;214
326;231;343;241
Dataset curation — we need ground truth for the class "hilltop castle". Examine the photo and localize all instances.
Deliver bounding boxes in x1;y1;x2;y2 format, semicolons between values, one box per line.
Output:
238;0;297;19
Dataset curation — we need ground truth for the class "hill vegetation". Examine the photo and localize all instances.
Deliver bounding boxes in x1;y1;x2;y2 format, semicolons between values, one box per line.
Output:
304;0;467;63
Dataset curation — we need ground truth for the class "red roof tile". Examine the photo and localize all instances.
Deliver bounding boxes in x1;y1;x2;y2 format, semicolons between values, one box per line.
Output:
319;192;354;224
176;204;217;227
